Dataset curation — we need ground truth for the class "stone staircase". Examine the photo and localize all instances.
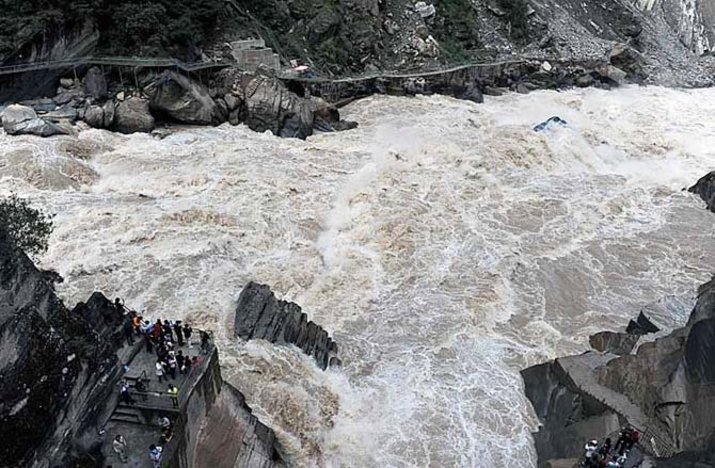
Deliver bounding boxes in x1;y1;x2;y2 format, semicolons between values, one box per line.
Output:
110;405;149;426
556;352;676;458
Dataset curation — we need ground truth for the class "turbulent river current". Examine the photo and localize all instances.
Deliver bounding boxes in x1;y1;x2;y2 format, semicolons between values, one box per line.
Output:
2;86;715;467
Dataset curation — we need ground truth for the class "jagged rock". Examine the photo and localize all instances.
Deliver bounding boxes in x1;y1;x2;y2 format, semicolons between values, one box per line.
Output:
589;331;640;355
223;93;241;112
44;106;78;123
85;101;115;129
150;71;224;125
452;83;484;104
234;282;338;369
83;66;108;100
596;65;628;85
239;74;315;139
525;274;715;463
625;311;660;335
84;105;104;128
521;357;621;464
1;104;72;137
689;171;715;212
0;229;122;466
113;97;154;134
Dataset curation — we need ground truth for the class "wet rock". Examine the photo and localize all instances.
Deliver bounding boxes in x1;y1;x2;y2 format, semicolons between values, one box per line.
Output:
589;331;639;355
113;97;154;134
240;74;315;139
150;71;223;125
625;311;660;335
688;171;715;212
195;383;286;467
85;101;116;129
0;229;122;466
83;66;108;100
1;104;72;137
234;282;339;369
452;83;484;104
596;65;627;85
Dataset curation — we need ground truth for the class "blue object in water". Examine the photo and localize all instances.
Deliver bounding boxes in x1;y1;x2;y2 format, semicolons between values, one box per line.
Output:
533;116;568;132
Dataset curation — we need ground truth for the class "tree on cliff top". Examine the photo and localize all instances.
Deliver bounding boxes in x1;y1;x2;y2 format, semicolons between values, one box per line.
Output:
0;195;53;258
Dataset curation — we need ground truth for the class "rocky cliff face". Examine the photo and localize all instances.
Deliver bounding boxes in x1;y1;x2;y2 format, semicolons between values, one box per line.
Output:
195;383;286;468
234;282;339;369
227;0;715;85
522;172;715;466
0;230;123;467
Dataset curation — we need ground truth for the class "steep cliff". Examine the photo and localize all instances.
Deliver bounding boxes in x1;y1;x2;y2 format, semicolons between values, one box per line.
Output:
522;171;715;466
0;230;124;467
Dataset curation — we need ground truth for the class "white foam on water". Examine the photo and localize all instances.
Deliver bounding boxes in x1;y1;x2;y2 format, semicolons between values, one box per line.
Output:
2;86;715;467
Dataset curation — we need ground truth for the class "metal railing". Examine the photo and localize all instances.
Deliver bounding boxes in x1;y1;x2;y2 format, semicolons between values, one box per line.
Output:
0;56;232;76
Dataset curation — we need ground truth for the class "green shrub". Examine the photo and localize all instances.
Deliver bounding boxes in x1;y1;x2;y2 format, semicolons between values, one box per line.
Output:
0;194;53;258
497;0;529;41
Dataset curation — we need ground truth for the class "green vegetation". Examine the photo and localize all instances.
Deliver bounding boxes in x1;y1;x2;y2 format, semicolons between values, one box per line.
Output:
434;0;480;63
0;0;223;59
498;0;529;41
0;194;53;258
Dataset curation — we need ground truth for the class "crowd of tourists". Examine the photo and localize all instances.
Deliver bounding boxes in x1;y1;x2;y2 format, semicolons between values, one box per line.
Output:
582;426;641;467
110;297;213;466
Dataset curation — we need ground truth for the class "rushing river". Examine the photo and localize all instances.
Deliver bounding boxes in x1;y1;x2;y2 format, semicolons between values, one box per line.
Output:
2;86;715;467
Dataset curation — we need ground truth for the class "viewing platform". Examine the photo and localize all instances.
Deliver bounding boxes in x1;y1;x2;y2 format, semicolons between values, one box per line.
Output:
99;328;219;467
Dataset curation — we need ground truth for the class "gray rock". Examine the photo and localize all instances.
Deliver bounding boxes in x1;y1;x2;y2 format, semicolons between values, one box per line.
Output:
60;78;75;89
0;229;124;466
223;93;241;112
1;104;72;137
84;105;105;128
596;65;628;85
689;171;715;212
239;74;315;139
83;66;107;100
113;97;154;134
625;311;660;335
589;331;639;355
150;71;223;125
234;282;338;369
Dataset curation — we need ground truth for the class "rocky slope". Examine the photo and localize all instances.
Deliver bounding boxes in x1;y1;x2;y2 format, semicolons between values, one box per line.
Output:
226;0;715;84
522;173;715;467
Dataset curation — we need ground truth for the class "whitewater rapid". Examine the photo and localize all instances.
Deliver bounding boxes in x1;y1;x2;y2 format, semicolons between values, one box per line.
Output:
2;86;715;467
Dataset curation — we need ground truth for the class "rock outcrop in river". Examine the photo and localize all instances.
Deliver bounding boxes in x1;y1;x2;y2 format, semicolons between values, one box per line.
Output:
689;171;715;212
235;282;339;369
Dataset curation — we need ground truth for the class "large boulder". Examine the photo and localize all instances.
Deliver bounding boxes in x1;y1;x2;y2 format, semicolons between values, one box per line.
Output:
240;75;315;139
84;101;115;129
83;66;108;100
113;97;154;134
150;71;223;125
0;104;72;137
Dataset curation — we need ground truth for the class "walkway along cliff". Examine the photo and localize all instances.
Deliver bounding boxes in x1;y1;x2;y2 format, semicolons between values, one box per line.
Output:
0;231;285;468
521;172;715;467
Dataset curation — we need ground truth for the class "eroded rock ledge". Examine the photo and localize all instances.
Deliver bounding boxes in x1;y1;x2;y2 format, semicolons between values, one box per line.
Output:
523;172;715;467
234;282;339;370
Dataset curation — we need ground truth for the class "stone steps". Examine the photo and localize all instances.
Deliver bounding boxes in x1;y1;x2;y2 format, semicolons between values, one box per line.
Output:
555;353;675;458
